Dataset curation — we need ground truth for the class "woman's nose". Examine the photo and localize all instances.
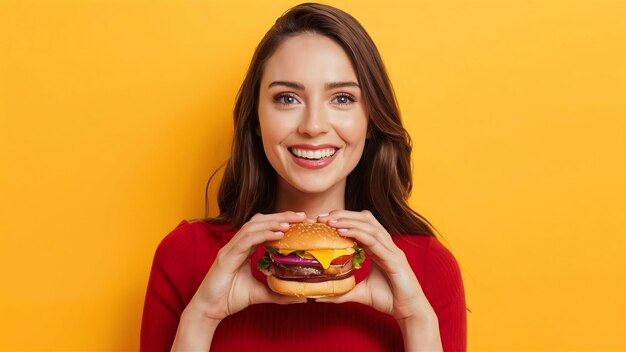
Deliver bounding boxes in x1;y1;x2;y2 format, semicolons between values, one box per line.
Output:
298;102;330;136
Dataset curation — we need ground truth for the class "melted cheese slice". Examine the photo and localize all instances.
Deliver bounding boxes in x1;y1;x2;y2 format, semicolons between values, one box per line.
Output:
278;248;355;269
278;248;298;256
308;249;353;269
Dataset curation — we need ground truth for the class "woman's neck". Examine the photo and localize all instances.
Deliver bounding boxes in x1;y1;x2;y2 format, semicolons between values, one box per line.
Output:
273;179;345;220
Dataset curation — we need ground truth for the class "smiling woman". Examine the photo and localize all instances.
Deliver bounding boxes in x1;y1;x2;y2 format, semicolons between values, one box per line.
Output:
259;33;368;198
141;3;466;351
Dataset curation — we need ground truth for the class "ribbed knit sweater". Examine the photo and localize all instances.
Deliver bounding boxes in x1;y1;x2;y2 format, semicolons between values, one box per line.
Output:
141;220;466;351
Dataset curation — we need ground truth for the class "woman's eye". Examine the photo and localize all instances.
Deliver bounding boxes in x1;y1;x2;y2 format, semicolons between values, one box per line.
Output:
332;94;355;105
274;94;299;105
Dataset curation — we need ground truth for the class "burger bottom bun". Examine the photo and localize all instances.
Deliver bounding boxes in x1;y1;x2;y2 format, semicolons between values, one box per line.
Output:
267;275;356;298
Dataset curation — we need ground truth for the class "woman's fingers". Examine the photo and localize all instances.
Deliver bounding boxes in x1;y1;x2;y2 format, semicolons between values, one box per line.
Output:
217;229;280;272
225;212;306;252
216;211;306;272
189;212;309;322
318;212;404;271
241;211;307;236
317;210;434;321
318;210;390;246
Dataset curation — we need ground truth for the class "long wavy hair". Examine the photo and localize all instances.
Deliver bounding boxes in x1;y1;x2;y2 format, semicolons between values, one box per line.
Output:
206;3;435;236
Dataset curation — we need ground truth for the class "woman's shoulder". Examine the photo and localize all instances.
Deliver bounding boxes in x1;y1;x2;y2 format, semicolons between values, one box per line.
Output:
392;234;459;266
149;220;237;300
392;234;463;293
152;220;235;268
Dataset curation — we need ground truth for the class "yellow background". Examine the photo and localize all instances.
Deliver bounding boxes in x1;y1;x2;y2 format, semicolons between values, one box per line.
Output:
1;0;625;350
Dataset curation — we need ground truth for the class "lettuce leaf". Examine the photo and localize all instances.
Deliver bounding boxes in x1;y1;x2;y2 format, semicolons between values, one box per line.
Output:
352;247;365;269
256;247;277;271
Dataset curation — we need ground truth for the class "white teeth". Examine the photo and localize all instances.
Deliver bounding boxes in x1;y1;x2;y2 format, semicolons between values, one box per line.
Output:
290;148;336;160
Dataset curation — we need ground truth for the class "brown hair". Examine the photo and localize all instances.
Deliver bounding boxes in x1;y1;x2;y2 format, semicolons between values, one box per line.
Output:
206;3;435;236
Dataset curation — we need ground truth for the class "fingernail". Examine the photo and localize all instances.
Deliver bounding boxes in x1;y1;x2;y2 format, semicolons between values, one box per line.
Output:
273;232;284;236
329;218;338;223
279;222;290;228
295;212;305;216
337;228;348;233
317;213;329;217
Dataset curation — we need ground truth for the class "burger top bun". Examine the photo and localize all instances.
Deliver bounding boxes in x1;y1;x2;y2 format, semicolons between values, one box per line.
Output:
265;222;356;250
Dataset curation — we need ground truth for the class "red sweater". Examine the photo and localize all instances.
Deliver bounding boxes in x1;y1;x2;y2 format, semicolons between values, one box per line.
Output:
141;220;466;351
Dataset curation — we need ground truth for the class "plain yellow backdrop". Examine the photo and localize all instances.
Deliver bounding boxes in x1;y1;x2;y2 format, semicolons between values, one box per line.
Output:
1;0;625;350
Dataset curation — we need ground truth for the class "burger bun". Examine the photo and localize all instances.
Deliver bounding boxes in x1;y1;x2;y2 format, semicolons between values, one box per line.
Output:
267;275;356;298
265;222;355;250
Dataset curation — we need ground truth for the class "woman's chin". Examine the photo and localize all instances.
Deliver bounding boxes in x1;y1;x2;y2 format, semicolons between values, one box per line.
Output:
278;176;346;197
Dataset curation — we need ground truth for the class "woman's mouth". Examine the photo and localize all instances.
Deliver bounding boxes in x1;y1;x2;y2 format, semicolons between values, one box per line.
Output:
288;146;339;169
289;147;337;161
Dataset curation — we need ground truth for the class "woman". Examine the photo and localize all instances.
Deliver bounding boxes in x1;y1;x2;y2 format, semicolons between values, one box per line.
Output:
141;3;466;351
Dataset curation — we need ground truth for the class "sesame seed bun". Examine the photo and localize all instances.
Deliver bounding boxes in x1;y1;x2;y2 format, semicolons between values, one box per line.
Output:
267;274;356;298
265;222;355;250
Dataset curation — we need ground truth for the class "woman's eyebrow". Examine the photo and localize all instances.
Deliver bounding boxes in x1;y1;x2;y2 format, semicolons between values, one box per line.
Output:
268;81;305;91
325;81;360;90
267;80;360;91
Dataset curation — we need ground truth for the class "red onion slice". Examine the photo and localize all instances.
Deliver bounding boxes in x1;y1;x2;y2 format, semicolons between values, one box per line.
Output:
270;252;321;267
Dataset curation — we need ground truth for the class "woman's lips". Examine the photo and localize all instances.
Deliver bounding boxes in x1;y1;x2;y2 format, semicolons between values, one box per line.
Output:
288;146;339;169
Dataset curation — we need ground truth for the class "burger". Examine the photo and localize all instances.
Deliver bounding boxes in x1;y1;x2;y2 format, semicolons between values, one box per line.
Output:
257;222;365;298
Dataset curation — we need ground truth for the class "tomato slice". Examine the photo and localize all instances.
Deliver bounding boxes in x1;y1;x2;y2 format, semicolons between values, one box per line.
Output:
330;254;353;265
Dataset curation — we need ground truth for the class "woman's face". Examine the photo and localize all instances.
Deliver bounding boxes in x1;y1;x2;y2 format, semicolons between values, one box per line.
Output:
258;33;368;196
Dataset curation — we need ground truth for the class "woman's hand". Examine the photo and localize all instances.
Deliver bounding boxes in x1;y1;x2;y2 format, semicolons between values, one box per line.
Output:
316;210;442;351
172;211;307;350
